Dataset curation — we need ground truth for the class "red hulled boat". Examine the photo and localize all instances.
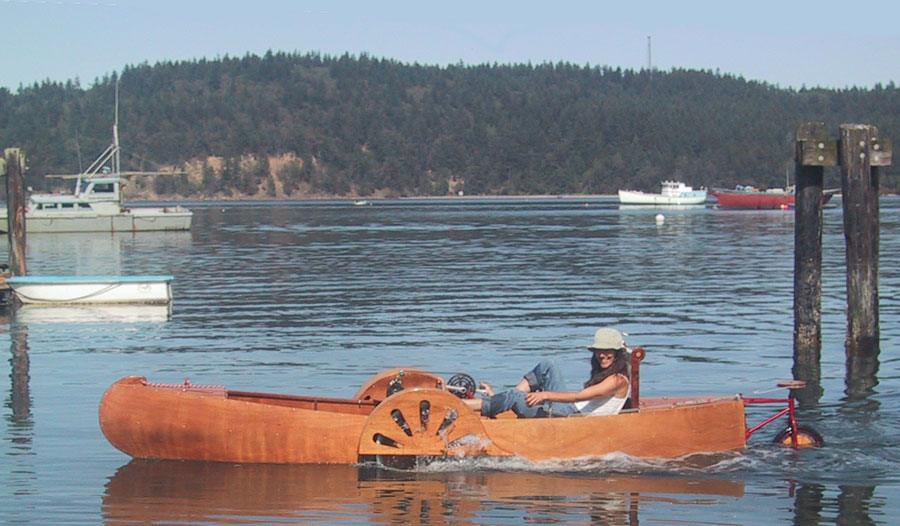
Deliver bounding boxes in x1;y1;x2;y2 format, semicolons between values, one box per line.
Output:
710;186;837;209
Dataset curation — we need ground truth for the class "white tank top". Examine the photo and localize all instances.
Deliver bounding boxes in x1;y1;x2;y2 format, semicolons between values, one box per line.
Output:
573;378;630;416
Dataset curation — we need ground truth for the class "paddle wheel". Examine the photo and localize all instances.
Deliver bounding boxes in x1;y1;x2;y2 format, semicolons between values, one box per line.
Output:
358;388;494;461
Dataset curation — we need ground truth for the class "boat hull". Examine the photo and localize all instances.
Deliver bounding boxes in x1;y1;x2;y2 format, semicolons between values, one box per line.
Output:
710;189;835;209
0;207;192;233
99;375;748;464
100;377;377;464
6;276;173;304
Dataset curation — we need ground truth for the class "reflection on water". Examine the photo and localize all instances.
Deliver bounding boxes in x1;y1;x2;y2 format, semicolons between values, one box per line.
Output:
21;230;192;276
12;304;172;324
6;314;30;424
102;460;744;526
5;317;34;503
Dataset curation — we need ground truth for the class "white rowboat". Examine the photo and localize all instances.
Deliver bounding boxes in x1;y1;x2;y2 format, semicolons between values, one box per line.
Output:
5;275;173;304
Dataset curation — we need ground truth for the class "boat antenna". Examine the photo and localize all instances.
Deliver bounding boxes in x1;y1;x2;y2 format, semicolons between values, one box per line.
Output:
114;78;120;176
75;130;83;173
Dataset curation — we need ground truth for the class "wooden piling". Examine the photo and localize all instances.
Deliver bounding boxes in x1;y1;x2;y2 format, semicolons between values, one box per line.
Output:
4;148;27;276
792;123;833;403
839;124;887;361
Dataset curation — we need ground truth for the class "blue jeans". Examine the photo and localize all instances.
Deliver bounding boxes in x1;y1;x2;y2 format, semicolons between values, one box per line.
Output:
481;360;578;418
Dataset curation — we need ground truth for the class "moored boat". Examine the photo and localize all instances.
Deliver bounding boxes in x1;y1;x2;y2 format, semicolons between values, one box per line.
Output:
6;275;173;304
98;349;818;465
710;185;837;209
618;181;707;206
0;85;192;233
0;176;192;233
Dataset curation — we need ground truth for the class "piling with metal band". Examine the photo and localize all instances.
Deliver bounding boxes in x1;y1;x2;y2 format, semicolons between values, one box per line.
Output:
792;123;832;404
840;124;888;388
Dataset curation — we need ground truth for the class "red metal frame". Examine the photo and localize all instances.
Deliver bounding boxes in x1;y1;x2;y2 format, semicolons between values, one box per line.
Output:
741;394;800;447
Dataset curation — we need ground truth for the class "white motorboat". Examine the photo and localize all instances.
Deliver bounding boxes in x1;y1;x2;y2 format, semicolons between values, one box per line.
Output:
0;86;192;233
0;176;193;233
5;275;173;304
618;180;708;206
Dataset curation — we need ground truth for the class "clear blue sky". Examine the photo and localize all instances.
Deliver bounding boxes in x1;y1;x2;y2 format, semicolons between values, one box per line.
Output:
2;0;898;92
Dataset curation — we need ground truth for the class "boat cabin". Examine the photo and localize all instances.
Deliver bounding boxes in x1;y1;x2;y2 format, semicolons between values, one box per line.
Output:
28;176;124;214
77;177;122;201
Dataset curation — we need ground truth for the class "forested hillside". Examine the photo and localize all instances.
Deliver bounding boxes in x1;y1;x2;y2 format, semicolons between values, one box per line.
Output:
1;51;898;199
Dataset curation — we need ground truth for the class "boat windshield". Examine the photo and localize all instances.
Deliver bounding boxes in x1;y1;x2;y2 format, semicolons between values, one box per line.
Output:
79;180;117;195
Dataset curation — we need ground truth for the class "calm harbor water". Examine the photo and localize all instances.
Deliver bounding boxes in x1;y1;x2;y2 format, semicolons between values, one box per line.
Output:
2;197;899;524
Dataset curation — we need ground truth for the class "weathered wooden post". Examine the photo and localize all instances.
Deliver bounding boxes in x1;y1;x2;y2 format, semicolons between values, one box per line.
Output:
792;123;834;404
4;148;27;276
840;124;890;398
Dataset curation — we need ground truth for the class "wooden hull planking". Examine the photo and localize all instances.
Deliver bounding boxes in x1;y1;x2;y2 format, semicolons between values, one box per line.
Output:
100;376;374;464
100;375;748;464
482;397;746;460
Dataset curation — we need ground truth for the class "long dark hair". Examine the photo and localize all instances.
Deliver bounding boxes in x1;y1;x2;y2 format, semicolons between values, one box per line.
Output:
584;349;630;388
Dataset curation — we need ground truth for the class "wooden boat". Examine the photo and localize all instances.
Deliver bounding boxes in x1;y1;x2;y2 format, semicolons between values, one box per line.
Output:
710;185;838;209
618;181;708;206
99;348;765;464
6;275;173;304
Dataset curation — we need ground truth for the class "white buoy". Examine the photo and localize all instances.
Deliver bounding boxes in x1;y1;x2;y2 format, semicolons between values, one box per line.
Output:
655;213;665;224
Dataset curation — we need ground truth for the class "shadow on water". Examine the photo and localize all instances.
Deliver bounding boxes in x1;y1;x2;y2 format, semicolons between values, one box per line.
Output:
101;459;746;526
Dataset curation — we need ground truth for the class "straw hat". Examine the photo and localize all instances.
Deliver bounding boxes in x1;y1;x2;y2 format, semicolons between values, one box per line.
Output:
587;328;627;351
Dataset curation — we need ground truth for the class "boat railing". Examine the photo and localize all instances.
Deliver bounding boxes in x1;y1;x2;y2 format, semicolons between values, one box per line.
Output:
144;378;225;393
227;389;378;414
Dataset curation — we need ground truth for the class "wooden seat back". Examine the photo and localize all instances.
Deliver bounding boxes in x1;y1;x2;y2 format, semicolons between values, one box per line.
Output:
630;347;646;410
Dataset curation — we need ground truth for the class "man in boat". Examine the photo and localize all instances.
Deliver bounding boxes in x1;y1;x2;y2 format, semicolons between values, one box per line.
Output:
464;328;631;418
